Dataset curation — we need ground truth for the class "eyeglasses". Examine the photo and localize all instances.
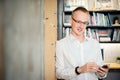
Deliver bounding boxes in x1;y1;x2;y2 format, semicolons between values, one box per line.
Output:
72;17;89;25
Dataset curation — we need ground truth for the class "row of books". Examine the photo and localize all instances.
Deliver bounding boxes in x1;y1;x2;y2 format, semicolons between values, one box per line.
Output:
64;0;88;11
64;0;120;11
63;27;71;37
99;29;120;42
89;12;112;26
85;28;112;41
63;27;120;42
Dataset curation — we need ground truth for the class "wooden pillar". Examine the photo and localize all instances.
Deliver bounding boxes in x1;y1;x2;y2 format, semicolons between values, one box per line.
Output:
44;0;57;80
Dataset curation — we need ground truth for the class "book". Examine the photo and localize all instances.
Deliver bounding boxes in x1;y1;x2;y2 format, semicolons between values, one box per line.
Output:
107;13;112;26
87;0;96;10
112;29;119;41
118;0;120;9
98;30;110;37
99;36;111;41
116;30;120;41
64;15;71;24
66;28;70;36
87;28;92;38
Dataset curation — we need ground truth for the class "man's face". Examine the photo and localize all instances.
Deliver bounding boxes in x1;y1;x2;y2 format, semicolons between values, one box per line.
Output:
71;11;89;36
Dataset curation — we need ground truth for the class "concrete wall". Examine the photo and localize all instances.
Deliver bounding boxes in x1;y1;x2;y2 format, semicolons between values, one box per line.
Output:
4;0;44;80
0;0;4;80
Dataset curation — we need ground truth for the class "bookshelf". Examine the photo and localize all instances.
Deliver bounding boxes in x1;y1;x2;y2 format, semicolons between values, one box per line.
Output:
57;1;120;80
58;0;120;43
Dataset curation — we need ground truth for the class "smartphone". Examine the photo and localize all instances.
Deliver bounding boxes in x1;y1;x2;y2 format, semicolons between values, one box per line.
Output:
102;65;108;69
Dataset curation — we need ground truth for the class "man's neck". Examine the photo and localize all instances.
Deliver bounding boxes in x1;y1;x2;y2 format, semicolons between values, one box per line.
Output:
71;33;85;42
77;35;85;42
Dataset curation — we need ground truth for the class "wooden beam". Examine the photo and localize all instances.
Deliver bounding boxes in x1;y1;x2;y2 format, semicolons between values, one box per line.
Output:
44;0;57;80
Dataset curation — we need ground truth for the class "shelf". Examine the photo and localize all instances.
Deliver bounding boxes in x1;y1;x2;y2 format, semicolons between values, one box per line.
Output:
63;23;71;27
105;62;120;69
64;9;120;13
87;26;120;29
58;0;120;43
89;9;120;13
63;23;120;29
100;41;120;43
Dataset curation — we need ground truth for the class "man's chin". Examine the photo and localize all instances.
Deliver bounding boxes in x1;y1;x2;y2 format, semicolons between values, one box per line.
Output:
76;33;83;36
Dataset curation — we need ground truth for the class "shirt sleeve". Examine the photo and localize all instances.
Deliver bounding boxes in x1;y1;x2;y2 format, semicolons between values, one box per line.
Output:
96;73;107;79
55;41;77;79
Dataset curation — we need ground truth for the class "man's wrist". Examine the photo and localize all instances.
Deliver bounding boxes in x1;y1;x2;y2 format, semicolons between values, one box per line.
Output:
75;66;81;75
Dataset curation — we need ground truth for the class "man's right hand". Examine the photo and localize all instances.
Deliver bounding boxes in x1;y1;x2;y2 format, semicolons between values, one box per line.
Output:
77;62;100;73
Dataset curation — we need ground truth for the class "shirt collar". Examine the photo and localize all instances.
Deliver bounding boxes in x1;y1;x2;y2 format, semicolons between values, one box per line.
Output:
69;34;89;43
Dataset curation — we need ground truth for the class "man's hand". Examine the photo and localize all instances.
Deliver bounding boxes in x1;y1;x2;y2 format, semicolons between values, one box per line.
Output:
77;62;99;73
96;65;109;77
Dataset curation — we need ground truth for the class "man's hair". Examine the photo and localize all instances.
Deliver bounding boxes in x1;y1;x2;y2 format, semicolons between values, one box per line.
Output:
72;6;89;16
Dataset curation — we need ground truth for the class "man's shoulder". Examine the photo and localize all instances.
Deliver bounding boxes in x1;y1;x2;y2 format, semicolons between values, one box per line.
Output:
57;36;68;44
86;37;99;43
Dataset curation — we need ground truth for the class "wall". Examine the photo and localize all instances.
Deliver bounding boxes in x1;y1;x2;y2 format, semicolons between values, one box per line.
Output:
0;0;4;80
100;44;120;63
0;0;57;80
4;0;44;80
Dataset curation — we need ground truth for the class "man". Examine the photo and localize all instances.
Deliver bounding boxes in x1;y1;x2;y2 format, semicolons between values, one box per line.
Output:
56;7;109;80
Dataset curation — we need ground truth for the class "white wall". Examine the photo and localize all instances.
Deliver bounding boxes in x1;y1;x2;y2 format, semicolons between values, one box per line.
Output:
100;43;120;63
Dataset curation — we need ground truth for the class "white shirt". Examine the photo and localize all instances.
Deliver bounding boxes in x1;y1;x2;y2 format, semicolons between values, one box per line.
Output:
56;34;103;80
